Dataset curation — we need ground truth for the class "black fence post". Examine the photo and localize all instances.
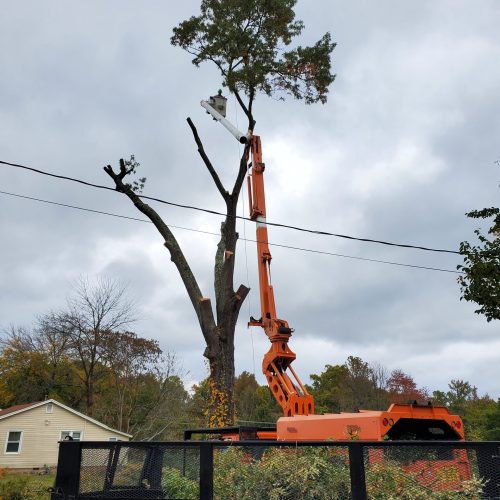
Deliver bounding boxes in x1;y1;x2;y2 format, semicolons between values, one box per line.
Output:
142;445;165;492
51;441;81;499
199;442;214;500
349;442;367;500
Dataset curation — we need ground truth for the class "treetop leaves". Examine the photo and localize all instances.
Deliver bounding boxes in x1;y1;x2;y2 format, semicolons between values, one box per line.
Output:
171;0;335;105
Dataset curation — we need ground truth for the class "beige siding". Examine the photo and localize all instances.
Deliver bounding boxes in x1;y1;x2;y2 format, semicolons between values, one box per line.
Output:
0;403;128;469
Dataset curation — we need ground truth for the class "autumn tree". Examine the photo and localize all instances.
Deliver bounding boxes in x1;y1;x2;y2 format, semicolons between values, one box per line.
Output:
55;276;137;416
342;356;382;411
386;368;428;404
104;0;335;422
190;372;281;426
99;330;162;432
0;325;80;408
458;168;500;321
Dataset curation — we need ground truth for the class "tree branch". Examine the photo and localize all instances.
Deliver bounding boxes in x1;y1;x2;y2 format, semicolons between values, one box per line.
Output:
186;117;229;201
231;143;251;199
233;89;251;124
103;163;217;347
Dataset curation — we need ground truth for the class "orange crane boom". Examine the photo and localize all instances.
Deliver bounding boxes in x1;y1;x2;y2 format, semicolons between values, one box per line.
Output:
194;95;464;446
247;135;314;417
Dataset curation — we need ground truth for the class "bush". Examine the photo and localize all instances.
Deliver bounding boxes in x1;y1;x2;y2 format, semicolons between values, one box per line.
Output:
160;447;485;499
213;447;351;499
162;467;199;499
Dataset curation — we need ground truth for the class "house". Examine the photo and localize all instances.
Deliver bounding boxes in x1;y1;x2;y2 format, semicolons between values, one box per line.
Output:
0;399;131;469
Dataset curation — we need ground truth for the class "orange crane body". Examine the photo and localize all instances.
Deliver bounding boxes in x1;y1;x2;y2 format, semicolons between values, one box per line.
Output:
246;134;465;442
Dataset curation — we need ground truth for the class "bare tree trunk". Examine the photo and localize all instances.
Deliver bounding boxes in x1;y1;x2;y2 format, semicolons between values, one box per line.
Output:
85;378;94;416
104;102;254;423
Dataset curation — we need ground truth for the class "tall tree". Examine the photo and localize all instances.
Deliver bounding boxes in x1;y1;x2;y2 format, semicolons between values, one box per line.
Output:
60;276;136;416
308;363;349;414
123;353;190;440
342;356;380;411
234;371;260;421
458;168;500;321
100;330;162;432
104;0;335;422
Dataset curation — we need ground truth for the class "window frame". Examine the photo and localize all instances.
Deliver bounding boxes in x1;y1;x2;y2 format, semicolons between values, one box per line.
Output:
4;430;23;454
46;403;53;414
60;430;83;441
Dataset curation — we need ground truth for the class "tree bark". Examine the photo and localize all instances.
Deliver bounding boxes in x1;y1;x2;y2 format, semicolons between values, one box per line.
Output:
104;138;251;422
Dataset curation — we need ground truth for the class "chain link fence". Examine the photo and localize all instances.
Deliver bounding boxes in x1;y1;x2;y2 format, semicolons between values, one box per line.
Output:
50;440;500;499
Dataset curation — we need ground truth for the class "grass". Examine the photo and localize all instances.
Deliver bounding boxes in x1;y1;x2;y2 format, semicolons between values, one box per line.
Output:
0;471;55;500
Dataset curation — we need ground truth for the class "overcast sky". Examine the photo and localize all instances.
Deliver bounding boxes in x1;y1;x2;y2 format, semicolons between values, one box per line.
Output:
1;1;499;400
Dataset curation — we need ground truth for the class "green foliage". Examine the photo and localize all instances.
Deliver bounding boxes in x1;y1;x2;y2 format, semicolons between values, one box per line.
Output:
211;447;485;499
162;467;199;499
308;363;350;413
0;472;54;500
122;155;147;194
432;380;495;440
0;328;81;409
252;385;282;423
234;371;259;420
213;446;351;499
234;371;281;424
308;356;402;414
483;399;500;440
458;198;500;322
0;312;187;439
171;0;335;106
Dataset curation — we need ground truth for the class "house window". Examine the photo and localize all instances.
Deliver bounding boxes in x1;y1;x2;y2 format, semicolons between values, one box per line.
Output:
46;403;53;414
5;431;23;454
61;431;82;441
108;437;121;441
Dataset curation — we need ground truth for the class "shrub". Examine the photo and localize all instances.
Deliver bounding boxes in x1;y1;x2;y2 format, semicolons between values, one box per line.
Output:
213;446;351;499
162;467;199;499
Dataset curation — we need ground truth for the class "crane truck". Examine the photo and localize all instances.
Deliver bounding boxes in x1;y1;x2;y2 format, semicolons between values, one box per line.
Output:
191;94;465;444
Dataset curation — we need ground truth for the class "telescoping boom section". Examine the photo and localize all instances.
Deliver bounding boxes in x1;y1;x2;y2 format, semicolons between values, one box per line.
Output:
247;135;314;417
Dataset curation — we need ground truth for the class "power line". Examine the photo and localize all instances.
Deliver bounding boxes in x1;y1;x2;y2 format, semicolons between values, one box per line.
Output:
0;189;463;274
0;159;460;255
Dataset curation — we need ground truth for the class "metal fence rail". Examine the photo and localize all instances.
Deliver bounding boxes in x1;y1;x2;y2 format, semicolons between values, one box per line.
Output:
51;440;500;500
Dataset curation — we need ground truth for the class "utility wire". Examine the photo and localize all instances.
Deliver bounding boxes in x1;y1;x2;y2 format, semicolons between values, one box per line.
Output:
0;189;463;274
0;159;460;255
